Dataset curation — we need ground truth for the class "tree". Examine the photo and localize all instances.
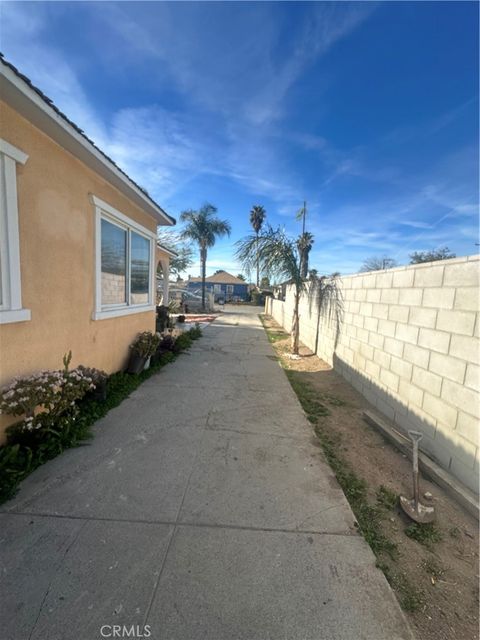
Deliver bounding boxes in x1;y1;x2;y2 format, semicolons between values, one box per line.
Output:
359;256;398;272
297;231;314;279
236;225;308;354
236;274;246;281
156;230;194;278
180;204;231;309
409;246;456;264
249;205;266;287
260;275;270;288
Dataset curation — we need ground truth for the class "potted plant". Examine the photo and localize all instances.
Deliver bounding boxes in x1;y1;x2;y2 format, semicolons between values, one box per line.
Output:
127;331;161;374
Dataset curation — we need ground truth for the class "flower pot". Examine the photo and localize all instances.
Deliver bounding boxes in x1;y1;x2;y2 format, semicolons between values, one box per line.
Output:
127;352;147;375
90;380;107;402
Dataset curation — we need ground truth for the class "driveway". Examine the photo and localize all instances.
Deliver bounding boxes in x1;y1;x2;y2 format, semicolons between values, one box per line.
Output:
0;308;413;640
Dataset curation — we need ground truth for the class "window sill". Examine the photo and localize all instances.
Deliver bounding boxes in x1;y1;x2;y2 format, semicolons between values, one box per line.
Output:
92;304;155;321
0;308;31;324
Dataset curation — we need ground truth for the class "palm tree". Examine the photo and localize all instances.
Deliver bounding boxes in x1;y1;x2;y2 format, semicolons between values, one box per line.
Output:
297;231;314;279
249;205;266;287
236;226;308;354
180;204;231;310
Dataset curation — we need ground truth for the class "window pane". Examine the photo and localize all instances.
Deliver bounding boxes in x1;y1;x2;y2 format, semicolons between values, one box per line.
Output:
130;232;150;305
101;218;127;305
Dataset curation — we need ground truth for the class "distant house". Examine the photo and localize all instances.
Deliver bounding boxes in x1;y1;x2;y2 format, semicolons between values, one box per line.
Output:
0;56;175;440
186;271;249;301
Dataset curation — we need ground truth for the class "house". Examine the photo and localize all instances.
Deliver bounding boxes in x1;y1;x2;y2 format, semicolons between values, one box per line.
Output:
0;56;175;440
186;271;249;301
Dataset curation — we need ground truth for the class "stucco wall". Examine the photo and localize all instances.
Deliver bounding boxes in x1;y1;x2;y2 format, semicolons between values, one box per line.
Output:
0;102;160;440
266;256;480;494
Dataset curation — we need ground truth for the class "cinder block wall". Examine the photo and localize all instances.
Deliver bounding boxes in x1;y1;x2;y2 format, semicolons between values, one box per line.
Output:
265;255;479;494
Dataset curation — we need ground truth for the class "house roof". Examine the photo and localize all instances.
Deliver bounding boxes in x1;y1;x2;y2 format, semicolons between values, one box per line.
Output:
157;242;178;258
0;54;175;227
189;271;247;285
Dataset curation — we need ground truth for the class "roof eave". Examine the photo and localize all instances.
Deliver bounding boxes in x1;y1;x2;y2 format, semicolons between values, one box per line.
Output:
0;59;175;227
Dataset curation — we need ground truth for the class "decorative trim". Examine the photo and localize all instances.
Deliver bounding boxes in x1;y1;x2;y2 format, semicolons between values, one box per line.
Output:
92;196;156;320
92;305;155;321
0;139;28;165
0;308;31;324
0;139;31;323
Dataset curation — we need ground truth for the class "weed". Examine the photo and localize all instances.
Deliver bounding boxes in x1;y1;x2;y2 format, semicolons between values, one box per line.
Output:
376;562;425;612
405;522;443;548
449;526;460;538
376;485;399;511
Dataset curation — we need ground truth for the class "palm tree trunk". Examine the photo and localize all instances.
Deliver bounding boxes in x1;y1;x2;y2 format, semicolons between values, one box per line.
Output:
256;233;259;288
201;246;207;310
292;288;300;354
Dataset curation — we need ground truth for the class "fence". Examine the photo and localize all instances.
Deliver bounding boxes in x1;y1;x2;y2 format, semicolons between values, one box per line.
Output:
265;255;479;494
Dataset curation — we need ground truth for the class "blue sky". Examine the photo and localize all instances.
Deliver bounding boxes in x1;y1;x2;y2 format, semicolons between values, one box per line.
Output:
2;1;478;277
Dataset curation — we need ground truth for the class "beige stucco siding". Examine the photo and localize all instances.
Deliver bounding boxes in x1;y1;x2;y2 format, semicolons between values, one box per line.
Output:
0;101;161;440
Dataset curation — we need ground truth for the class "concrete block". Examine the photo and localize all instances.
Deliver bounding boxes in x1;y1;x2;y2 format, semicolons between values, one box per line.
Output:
353;314;365;329
395;406;436;440
444;261;480;287
378;319;396;338
409;306;437;328
464;363;479;392
395;323;419;345
390;356;412;381
413;265;444;287
380;368;399;392
398;288;423;306
388;305;409;323
428;352;466;384
442;430;477;468
418;327;450;354
403;343;430;369
437;309;476;336
456;411;479;446
376;396;396;421
373;349;391;369
392;269;415;288
356;327;369;343
364;316;378;332
372;303;389;319
365;360;380;380
381;288;400;304
375;272;393;288
359;342;374;360
398;380;424;409
442;379;479;419
412;366;442;395
423;287;455;309
449;456;479;495
359;302;373;316
474;315;480;338
449;334;480;364
366;289;381;302
422;393;457;428
383;337;404;358
454;286;479;312
368;332;385;349
362;273;377;288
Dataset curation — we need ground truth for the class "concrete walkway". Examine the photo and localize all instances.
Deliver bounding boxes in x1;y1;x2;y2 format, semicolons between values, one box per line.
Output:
0;308;413;640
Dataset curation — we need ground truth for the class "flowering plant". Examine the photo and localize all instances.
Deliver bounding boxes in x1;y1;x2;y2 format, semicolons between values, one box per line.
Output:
0;352;95;432
130;331;161;358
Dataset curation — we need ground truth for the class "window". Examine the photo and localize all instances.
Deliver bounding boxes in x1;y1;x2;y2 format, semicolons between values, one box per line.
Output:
214;284;222;293
226;285;234;294
0;139;31;324
92;196;155;320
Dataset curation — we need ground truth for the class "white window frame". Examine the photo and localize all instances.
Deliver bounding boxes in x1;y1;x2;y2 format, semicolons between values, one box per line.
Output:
91;195;156;320
0;139;31;324
226;285;234;294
